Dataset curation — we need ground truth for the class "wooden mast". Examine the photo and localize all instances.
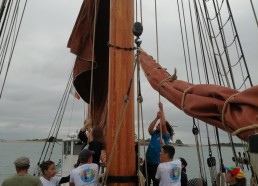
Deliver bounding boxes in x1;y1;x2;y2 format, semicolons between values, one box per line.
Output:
107;0;135;185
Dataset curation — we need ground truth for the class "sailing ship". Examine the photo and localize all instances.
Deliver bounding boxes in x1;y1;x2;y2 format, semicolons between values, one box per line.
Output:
0;0;257;185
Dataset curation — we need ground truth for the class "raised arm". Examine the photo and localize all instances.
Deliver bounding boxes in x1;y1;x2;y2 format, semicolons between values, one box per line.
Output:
78;119;92;143
148;111;160;135
159;102;168;136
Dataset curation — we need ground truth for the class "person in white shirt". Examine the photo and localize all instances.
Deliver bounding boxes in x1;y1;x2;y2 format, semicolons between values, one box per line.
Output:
70;149;99;186
40;160;69;186
155;145;182;186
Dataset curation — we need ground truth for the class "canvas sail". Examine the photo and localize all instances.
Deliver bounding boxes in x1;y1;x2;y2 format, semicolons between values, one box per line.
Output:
140;50;258;142
67;0;110;128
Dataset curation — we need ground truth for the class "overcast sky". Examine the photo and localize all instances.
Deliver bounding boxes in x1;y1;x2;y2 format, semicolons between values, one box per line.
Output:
0;0;257;144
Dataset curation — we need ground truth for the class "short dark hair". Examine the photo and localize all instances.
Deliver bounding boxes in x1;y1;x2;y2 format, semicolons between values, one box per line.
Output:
162;145;175;159
79;149;94;164
40;160;55;175
179;157;187;167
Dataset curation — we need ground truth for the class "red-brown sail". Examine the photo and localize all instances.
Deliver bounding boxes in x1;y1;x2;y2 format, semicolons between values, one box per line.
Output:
67;0;110;128
140;50;258;142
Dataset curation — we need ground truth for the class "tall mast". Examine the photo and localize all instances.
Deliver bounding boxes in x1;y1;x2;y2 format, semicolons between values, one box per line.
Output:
107;0;135;185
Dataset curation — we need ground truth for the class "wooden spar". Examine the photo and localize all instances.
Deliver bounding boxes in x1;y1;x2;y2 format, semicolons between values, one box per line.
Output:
107;0;135;185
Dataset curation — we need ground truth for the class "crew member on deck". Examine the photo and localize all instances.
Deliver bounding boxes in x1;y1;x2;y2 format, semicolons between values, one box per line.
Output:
180;157;188;186
225;166;246;186
70;149;99;186
143;102;173;186
78;118;92;149
76;119;106;167
155;145;182;185
40;160;69;186
1;156;43;186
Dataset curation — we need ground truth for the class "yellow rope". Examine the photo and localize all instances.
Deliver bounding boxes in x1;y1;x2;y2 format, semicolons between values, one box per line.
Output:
88;0;99;123
101;102;129;185
221;93;258;136
158;68;177;94
232;124;258;136
138;170;146;186
181;86;193;112
221;93;238;132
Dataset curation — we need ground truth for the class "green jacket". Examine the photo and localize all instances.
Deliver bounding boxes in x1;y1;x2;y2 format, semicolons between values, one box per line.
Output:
1;173;43;186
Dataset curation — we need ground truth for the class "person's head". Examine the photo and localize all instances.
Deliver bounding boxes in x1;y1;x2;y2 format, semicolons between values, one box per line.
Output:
14;156;30;172
225;166;246;186
179;157;188;172
40;160;57;178
79;149;94;164
84;118;92;131
160;145;175;163
92;126;106;147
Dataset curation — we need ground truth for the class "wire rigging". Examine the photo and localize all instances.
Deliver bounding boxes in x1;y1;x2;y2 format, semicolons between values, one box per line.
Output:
34;70;73;176
0;0;27;99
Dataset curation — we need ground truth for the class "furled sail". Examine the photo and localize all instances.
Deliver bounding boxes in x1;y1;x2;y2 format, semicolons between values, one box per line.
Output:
140;49;258;142
67;0;110;128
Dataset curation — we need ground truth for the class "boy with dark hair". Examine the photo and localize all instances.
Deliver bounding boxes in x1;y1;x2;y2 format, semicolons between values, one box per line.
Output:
155;145;182;186
69;149;99;186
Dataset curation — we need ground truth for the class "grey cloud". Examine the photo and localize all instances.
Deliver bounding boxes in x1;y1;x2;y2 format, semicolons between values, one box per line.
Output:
0;0;257;145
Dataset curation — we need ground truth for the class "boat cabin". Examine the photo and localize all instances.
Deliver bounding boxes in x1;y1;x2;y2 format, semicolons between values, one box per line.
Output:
60;136;84;182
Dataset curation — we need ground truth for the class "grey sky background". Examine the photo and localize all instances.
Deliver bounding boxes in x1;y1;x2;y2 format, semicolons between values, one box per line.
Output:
0;0;257;144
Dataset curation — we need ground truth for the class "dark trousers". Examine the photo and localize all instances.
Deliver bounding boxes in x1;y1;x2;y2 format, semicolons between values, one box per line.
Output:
142;162;159;186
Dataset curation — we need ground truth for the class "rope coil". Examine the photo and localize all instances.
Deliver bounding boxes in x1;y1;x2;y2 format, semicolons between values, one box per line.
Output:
221;93;238;133
221;93;258;136
181;86;193;112
158;68;177;93
232;124;258;136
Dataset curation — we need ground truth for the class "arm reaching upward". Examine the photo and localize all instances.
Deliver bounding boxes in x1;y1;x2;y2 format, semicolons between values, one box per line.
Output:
159;102;168;136
148;112;160;135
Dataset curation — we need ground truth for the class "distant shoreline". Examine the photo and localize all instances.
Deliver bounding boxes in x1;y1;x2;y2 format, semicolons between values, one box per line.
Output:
0;140;245;147
0;140;45;143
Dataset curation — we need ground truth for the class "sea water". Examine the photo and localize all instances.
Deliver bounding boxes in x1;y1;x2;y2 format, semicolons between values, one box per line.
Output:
0;141;62;184
0;141;251;185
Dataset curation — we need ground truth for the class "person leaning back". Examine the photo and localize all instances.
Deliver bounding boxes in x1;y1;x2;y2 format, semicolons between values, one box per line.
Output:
143;102;173;186
1;156;43;186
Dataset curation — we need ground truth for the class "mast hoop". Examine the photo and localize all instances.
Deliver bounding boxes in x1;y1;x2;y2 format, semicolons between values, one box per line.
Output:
107;42;136;51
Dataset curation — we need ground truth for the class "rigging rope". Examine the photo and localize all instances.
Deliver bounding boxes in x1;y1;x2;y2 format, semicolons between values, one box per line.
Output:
136;46;147;186
249;0;258;27
102;57;138;185
88;0;99;122
33;70;73;176
0;0;27;99
177;0;256;182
